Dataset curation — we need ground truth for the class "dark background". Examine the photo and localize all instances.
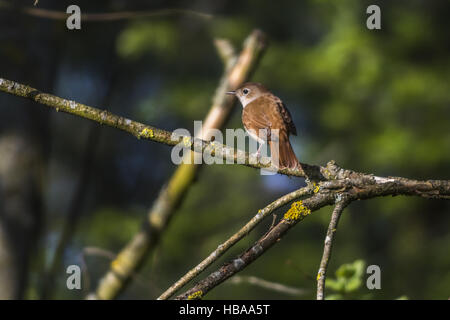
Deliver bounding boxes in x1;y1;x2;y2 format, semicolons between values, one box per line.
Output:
0;0;449;299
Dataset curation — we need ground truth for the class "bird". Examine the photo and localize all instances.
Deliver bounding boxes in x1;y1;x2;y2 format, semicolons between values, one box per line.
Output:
226;82;299;170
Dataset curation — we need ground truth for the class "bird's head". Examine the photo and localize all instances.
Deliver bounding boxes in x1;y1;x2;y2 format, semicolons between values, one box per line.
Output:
226;82;268;107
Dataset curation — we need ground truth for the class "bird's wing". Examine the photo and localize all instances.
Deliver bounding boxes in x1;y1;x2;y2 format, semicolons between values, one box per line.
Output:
242;101;273;131
274;97;297;136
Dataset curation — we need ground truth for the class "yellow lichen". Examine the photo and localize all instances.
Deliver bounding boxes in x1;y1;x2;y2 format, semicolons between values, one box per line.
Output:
313;182;320;193
110;256;129;276
111;258;120;270
317;273;321;281
187;290;203;300
110;252;131;275
183;136;192;148
139;128;154;139
284;200;311;221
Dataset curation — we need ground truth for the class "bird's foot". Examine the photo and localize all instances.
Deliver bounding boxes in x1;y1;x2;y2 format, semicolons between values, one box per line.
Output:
249;150;262;164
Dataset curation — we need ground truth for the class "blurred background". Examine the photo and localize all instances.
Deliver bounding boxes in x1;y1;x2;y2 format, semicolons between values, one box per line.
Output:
0;0;449;299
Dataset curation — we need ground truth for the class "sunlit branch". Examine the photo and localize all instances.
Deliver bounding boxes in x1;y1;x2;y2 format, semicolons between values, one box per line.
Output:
175;176;450;299
158;185;314;300
0;76;315;178
316;197;349;300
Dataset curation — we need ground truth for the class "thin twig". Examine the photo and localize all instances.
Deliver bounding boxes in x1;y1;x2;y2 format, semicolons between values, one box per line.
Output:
79;247;116;293
83;246;116;260
229;275;308;297
269;214;277;231
157;186;313;300
316;197;349;300
0;2;213;21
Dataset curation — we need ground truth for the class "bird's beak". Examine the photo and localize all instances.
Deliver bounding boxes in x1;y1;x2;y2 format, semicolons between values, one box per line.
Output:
226;91;236;95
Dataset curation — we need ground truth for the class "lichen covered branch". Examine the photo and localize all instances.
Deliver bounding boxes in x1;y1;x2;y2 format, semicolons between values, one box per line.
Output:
316;198;349;300
176;192;333;300
175;173;450;299
158;185;314;300
0;75;313;178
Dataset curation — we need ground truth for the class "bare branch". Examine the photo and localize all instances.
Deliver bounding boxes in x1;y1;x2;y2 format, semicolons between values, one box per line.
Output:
316;197;349;300
229;275;308;297
4;75;448;192
0;2;213;21
157;185;314;300
175;175;450;300
175;192;333;300
0;75;315;178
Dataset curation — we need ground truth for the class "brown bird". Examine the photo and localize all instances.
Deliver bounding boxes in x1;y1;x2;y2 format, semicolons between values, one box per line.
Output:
227;82;299;169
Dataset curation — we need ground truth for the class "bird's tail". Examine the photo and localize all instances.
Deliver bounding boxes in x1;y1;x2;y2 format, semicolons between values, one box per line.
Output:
269;130;299;170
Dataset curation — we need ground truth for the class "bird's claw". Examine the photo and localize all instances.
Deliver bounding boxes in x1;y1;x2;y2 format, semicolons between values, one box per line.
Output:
252;150;262;162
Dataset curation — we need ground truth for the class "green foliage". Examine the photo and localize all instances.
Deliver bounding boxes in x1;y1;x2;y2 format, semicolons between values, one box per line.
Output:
136;81;214;121
116;21;179;60
80;207;141;249
209;17;253;43
325;260;366;299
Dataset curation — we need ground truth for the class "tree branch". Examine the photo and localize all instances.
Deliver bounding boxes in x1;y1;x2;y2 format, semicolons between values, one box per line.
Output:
90;30;267;299
229;275;308;297
157;185;314;300
175;192;333;300
1;38;449;300
316;197;349;300
175;174;449;299
0;1;213;21
0;75;318;178
4;76;445;190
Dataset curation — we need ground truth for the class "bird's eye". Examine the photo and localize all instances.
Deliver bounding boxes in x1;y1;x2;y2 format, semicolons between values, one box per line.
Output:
243;89;249;95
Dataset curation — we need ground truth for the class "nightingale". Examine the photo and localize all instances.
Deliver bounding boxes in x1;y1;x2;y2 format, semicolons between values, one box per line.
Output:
226;82;299;170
